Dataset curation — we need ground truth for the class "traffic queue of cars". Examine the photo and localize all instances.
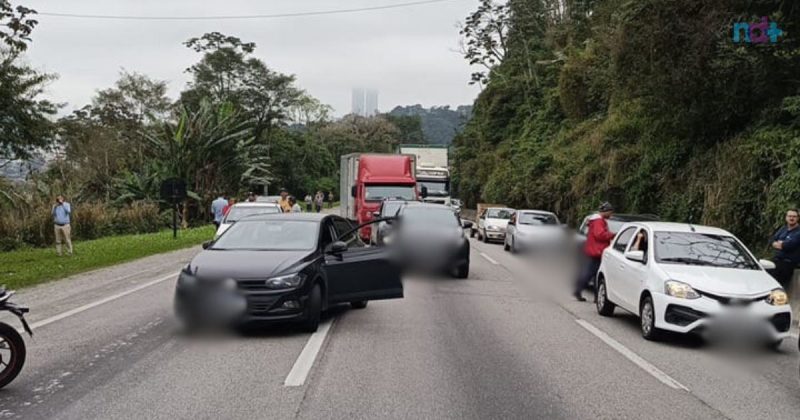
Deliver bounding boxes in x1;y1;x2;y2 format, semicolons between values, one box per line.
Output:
470;205;795;349
175;197;471;332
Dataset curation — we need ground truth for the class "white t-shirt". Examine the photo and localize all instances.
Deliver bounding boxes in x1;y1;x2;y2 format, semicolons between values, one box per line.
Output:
292;204;302;213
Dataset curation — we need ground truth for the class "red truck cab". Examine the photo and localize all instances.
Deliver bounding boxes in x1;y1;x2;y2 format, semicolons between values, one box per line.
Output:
340;154;418;242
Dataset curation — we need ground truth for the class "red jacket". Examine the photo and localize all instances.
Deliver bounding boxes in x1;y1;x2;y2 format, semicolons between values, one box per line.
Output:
584;214;615;258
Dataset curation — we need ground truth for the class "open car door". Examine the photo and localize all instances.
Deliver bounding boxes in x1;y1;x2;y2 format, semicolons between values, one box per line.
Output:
323;217;403;303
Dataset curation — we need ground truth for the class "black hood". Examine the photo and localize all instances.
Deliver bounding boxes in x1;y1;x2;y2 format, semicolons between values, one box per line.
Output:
188;249;317;280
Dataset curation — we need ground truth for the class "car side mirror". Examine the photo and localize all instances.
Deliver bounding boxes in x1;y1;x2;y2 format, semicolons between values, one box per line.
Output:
420;186;428;199
461;220;473;229
624;250;645;263
759;259;776;271
328;241;348;254
202;240;213;250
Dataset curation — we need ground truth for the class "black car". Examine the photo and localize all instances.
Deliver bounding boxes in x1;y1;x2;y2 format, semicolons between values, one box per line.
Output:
174;213;403;332
370;199;408;245
391;202;471;278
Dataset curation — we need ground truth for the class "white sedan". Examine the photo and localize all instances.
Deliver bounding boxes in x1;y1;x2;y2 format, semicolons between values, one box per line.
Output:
215;202;282;238
595;222;791;347
504;210;564;253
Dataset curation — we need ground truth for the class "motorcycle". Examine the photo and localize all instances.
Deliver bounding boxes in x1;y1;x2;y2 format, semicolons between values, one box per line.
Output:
0;286;32;389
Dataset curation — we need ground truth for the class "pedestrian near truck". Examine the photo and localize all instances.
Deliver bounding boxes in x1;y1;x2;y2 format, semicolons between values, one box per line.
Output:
574;202;616;302
769;208;800;289
52;195;73;256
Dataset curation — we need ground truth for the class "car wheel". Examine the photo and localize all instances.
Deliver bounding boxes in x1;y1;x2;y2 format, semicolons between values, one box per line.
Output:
301;284;322;333
350;301;368;309
640;295;663;341
454;261;469;279
596;279;615;316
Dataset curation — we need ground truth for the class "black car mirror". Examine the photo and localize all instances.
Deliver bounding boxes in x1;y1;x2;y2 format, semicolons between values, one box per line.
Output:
461;220;474;229
202;240;213;250
329;241;348;254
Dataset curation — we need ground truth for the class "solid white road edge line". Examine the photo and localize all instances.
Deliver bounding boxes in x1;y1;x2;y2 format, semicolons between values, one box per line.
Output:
575;319;690;392
479;252;499;265
21;272;178;333
284;318;335;387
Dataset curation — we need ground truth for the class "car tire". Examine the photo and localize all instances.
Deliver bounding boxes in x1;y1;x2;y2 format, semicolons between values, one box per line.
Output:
350;301;368;309
767;339;783;351
301;284;322;333
640;295;663;341
454;261;469;279
596;279;615;316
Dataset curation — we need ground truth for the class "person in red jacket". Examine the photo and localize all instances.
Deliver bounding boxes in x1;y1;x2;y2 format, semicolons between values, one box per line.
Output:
574;202;616;301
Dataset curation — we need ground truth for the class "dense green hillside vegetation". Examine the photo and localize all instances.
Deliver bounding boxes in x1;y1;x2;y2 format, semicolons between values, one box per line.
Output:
452;0;800;247
389;105;473;145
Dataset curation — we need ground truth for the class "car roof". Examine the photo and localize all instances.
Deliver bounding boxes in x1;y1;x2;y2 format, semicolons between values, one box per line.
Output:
400;201;450;209
516;209;557;216
624;221;732;236
238;213;330;222
486;207;514;211
232;202;279;208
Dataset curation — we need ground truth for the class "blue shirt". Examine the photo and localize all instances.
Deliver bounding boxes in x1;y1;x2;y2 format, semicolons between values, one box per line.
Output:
211;197;228;223
772;225;800;264
52;202;71;225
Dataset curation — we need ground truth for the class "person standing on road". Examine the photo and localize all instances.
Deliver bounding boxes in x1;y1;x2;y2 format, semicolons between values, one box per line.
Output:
52;195;73;256
211;194;228;228
314;191;324;213
247;192;257;202
769;208;800;289
574;202;616;302
289;196;302;213
304;194;313;212
327;191;334;208
278;189;292;213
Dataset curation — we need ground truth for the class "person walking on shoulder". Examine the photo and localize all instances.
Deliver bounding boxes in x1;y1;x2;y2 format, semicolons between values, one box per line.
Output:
769;208;800;289
574;202;616;302
305;194;313;212
211;194;228;228
314;191;324;213
52;195;73;256
289;196;302;213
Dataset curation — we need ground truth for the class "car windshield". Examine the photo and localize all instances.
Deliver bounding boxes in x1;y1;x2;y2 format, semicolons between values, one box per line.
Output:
212;220;318;251
365;185;415;201
381;201;404;217
654;232;759;270
402;207;458;226
418;181;449;197
487;209;513;219
519;213;558;225
224;206;280;222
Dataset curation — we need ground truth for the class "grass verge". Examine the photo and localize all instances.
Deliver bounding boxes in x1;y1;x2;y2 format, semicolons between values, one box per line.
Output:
0;225;214;290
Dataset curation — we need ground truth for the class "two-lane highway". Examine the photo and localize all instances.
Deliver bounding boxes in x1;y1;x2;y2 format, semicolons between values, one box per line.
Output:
1;235;798;419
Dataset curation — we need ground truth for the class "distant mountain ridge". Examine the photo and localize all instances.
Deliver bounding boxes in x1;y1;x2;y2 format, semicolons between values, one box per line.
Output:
388;105;472;145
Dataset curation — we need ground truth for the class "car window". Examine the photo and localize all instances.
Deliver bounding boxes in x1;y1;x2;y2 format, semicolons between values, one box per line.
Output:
381;201;404;217
519;212;558;225
224;206;280;223
654;232;759;269
319;220;334;249
365;185;415;201
487;209;512;219
613;227;637;253
212;220;318;251
332;218;366;248
631;228;650;262
400;207;459;226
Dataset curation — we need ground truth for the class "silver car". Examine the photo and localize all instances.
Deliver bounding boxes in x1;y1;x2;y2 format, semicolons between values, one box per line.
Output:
504;210;564;253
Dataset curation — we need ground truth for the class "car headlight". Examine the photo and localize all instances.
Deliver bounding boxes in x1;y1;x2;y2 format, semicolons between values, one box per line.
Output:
265;273;305;290
383;234;394;244
664;280;700;299
766;288;788;306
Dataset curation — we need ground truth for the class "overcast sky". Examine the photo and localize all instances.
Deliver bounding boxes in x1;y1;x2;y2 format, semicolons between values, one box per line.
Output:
21;0;482;117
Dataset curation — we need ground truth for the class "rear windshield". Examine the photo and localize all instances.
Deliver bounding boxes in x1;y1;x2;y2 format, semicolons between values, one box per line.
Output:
487;209;513;219
519;213;558;225
225;206;281;222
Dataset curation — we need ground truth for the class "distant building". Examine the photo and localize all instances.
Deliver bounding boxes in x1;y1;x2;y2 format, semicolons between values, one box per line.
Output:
351;88;379;117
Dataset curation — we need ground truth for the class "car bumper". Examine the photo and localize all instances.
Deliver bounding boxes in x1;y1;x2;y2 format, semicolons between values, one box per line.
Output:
652;292;792;340
484;230;506;240
175;286;312;326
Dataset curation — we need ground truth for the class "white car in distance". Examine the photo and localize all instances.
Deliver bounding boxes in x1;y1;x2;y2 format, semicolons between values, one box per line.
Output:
476;207;514;243
215;202;282;238
595;222;791;348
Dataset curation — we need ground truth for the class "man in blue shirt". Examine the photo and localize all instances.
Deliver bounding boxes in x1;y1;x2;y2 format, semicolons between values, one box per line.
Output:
210;195;228;228
770;209;800;288
52;195;73;256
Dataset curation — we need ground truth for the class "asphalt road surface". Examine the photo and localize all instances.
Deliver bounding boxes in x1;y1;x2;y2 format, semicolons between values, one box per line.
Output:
1;235;799;419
